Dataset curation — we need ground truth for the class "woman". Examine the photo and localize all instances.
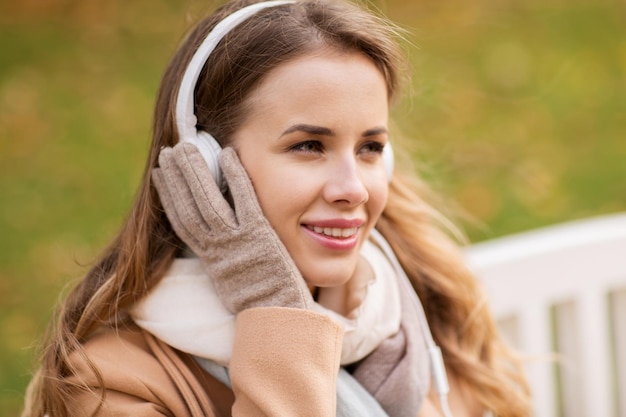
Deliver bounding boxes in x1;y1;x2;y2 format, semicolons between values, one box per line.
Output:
23;0;531;416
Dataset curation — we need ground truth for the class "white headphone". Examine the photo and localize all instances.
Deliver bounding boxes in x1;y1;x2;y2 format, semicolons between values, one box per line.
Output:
174;0;394;188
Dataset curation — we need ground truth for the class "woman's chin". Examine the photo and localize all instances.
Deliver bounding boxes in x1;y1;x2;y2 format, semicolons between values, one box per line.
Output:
303;269;355;289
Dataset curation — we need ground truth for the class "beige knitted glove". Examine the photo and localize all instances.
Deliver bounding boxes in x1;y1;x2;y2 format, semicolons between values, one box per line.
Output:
152;143;313;313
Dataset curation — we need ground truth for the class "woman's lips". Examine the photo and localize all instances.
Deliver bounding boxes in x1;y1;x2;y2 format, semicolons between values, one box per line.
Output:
301;219;365;250
307;225;358;238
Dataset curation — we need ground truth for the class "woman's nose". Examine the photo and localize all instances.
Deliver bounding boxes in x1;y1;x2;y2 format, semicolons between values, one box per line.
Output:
323;157;369;206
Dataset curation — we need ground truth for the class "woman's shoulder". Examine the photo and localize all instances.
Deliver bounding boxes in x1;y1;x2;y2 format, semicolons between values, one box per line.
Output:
66;324;170;400
75;323;158;370
65;322;216;416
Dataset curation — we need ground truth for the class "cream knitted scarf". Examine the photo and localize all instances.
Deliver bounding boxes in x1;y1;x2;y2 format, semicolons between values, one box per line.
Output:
130;238;402;367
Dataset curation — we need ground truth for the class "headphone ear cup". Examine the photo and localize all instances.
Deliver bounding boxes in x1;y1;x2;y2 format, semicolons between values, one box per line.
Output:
182;131;224;190
383;143;394;182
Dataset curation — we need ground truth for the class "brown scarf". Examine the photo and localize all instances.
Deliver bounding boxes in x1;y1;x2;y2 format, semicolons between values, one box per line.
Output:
349;248;431;417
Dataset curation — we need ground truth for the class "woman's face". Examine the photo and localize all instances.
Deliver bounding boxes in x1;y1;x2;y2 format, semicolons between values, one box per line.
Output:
231;50;390;288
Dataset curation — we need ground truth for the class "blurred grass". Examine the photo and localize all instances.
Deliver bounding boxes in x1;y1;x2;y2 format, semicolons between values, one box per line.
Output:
0;0;625;414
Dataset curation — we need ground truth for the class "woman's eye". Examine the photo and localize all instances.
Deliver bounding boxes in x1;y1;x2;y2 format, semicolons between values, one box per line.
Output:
289;140;324;153
360;141;385;154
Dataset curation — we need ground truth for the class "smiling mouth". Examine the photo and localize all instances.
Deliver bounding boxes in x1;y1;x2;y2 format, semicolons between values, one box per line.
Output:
306;225;358;238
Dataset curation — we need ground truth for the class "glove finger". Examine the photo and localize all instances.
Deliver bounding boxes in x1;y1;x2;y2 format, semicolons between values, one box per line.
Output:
152;168;202;249
156;148;212;249
174;142;238;229
159;147;213;238
218;147;265;221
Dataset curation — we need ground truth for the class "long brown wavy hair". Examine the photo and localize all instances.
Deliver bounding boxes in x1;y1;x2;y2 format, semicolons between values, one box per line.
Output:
23;0;531;416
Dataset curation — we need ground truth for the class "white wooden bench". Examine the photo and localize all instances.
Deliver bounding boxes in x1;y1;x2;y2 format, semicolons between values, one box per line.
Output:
465;213;626;417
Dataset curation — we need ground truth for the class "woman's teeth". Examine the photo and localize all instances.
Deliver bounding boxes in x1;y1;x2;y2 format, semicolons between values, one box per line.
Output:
309;226;357;238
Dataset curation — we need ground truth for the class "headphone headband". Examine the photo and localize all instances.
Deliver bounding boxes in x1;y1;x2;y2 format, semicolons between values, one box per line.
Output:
175;1;295;140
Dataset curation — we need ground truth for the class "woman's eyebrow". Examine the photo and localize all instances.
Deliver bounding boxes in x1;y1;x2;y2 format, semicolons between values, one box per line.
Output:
281;124;335;137
281;124;388;138
362;126;388;137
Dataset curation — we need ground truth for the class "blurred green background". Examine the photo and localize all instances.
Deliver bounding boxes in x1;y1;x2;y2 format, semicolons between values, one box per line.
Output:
0;0;624;414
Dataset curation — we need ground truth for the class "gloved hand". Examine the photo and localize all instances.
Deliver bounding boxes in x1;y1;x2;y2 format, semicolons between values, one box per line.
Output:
151;142;313;313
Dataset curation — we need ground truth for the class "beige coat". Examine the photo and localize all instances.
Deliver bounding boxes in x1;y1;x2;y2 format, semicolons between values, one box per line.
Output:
66;307;343;416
